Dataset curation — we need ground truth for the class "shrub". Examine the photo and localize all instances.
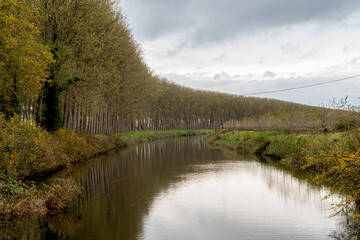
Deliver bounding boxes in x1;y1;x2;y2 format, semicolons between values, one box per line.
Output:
44;178;81;213
333;121;355;132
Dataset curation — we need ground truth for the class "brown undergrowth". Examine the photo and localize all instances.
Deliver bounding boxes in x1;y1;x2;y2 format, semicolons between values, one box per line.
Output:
0;178;80;224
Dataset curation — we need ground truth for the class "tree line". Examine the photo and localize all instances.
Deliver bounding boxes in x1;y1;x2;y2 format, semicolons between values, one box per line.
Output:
0;0;351;133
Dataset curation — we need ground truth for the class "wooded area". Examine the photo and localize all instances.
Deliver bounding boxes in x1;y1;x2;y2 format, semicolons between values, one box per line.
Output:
0;0;356;133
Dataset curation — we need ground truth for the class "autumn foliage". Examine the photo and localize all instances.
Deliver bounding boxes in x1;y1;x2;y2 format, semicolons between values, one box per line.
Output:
302;132;360;218
0;0;53;119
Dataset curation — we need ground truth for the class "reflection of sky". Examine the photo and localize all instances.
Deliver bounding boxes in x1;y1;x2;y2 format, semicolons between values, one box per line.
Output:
258;163;338;210
141;161;341;240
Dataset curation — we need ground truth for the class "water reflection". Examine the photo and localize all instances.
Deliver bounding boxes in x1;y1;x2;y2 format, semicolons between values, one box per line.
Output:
1;137;357;239
70;137;224;240
140;160;341;240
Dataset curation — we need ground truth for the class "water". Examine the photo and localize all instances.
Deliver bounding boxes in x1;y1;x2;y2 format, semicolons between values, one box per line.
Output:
1;137;354;239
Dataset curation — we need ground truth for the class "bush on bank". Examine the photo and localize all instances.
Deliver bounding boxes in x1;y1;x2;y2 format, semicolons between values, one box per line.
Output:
0;115;118;222
0;115;124;181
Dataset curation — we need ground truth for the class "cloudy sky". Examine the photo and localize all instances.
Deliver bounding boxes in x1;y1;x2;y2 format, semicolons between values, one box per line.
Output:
120;0;360;106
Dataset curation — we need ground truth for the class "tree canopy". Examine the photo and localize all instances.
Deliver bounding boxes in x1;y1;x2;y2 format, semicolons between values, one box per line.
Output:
0;0;52;119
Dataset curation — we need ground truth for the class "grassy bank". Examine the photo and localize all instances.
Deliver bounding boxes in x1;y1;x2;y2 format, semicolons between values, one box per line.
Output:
116;129;205;146
0;115;205;223
208;129;360;218
208;130;345;164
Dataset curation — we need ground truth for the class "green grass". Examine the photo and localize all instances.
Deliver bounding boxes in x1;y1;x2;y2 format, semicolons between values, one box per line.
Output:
115;129;205;146
208;130;347;166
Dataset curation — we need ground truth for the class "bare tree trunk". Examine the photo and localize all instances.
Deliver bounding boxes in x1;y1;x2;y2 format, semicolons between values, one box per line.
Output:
36;94;43;127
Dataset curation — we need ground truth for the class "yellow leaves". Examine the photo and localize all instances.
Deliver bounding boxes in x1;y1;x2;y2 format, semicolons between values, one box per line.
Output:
54;129;87;158
0;0;53;117
6;152;21;175
300;132;360;219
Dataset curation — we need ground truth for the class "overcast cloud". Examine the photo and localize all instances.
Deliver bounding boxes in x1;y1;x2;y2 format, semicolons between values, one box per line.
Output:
122;0;358;44
120;0;360;106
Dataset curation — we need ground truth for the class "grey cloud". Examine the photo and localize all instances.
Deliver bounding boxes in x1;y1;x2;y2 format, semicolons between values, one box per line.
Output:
280;44;300;55
166;41;188;57
280;44;317;58
213;53;226;62
263;71;276;78
122;0;194;39
348;57;360;65
343;46;351;53
213;71;231;80
122;0;359;45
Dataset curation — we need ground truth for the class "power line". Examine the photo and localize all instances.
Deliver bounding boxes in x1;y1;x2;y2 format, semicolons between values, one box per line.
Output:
242;74;360;96
175;74;360;98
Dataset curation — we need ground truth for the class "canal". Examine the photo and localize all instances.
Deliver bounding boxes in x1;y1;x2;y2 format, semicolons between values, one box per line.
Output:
4;137;349;239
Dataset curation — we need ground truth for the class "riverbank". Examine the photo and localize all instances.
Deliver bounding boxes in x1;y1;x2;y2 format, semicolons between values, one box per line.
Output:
207;129;360;219
0;115;206;223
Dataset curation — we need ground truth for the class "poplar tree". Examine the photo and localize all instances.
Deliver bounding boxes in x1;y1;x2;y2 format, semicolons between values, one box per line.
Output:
0;0;52;119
